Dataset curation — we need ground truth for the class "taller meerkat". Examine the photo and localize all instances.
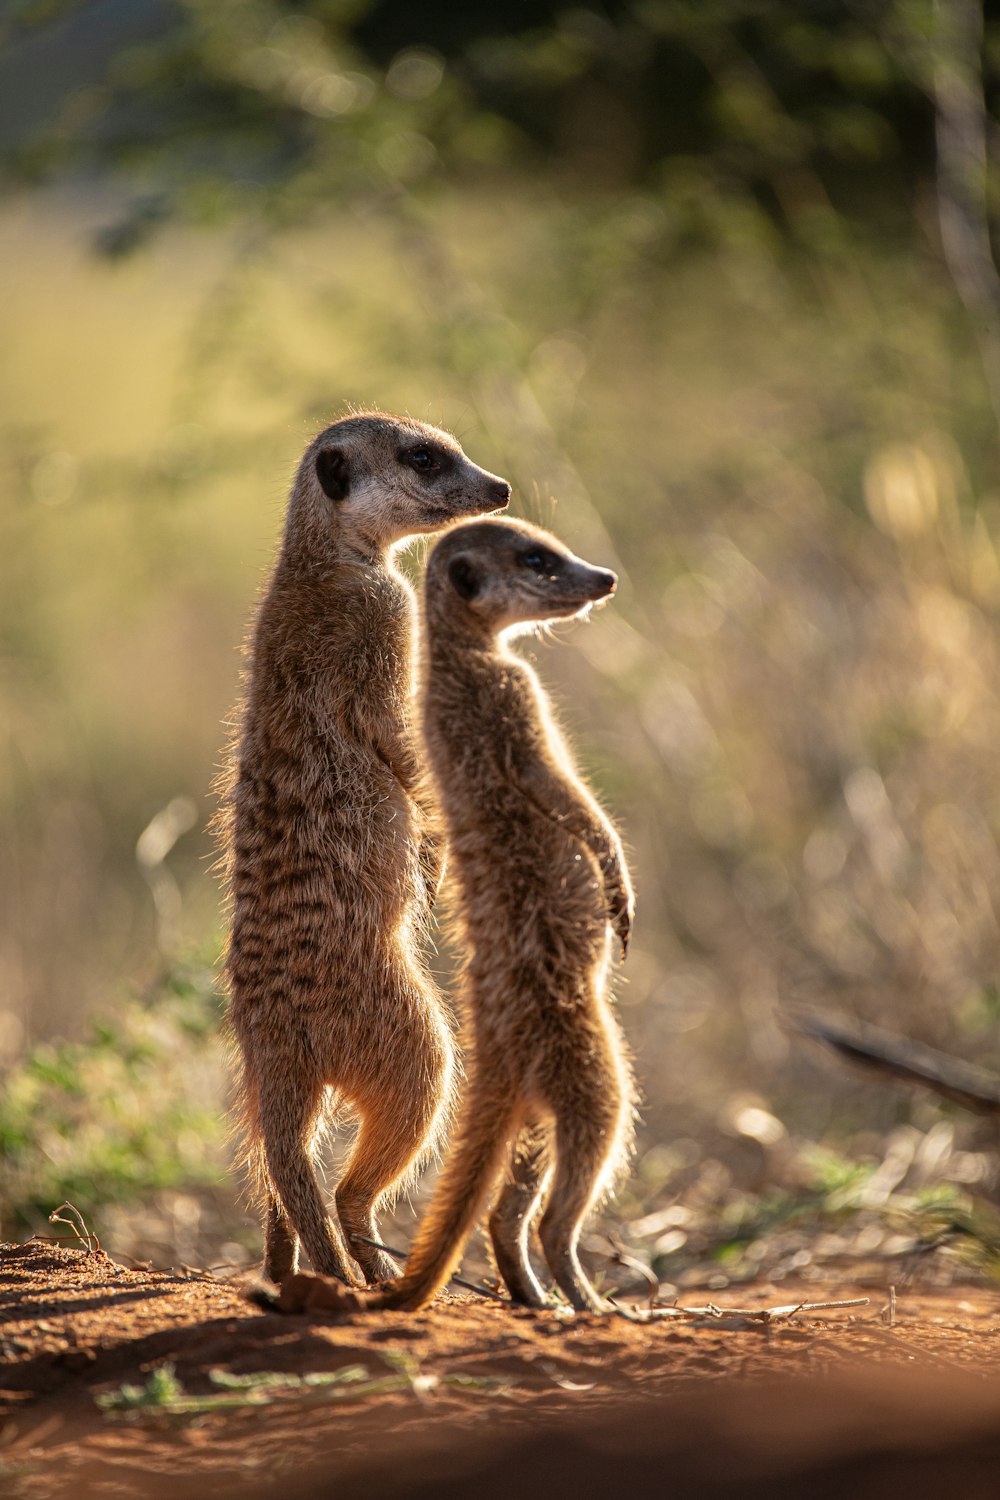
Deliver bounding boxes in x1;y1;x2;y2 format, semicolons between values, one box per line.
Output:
220;412;510;1285
376;517;636;1313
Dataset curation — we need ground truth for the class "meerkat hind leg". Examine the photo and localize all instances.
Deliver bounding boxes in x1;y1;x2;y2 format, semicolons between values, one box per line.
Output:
336;1027;452;1285
260;1075;361;1286
538;1160;609;1313
538;1081;626;1315
334;1107;405;1283
263;1194;299;1283
489;1123;554;1308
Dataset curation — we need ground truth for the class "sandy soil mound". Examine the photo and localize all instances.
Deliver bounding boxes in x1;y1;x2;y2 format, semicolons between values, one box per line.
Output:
3;1240;1000;1497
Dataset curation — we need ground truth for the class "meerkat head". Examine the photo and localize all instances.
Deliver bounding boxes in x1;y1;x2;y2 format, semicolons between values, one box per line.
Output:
426;518;617;637
293;411;511;560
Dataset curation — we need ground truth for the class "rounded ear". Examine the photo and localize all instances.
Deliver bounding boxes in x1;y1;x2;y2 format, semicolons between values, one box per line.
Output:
448;555;480;601
315;446;350;501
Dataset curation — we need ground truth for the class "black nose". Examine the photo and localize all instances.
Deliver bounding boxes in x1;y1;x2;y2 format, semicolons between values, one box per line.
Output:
596;569;617;595
491;480;511;508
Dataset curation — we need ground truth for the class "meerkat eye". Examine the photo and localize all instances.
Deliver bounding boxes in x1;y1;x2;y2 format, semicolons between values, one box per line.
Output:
403;446;441;476
520;549;558;578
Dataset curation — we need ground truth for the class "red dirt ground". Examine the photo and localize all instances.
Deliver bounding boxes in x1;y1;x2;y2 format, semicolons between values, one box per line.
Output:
4;1239;1000;1498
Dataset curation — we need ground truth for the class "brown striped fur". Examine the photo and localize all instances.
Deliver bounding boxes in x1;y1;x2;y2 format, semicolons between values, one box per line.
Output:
217;412;510;1285
375;518;637;1313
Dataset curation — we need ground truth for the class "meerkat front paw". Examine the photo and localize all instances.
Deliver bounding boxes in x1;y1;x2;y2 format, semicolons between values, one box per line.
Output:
608;883;635;960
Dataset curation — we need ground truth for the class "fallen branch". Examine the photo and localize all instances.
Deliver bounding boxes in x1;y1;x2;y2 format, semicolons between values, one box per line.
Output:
620;1296;870;1326
794;1012;1000;1114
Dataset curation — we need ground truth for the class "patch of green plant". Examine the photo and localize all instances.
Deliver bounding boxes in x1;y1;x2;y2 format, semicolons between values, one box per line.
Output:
891;1187;1000;1276
648;1151;896;1280
97;1363;187;1414
96;1356;512;1419
0;962;228;1239
690;1189;816;1274
800;1145;879;1210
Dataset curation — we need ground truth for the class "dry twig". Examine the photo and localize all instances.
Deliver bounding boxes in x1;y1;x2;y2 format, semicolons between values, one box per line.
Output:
45;1203;100;1253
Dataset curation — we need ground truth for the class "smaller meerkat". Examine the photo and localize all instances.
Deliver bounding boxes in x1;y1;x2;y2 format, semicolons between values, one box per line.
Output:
373;517;637;1314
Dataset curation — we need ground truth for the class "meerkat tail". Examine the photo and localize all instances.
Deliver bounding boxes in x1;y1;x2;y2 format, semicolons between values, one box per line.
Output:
228;1057;269;1204
374;1091;519;1311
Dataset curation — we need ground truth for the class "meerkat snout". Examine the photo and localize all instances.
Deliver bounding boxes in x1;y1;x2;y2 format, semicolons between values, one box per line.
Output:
590;568;618;598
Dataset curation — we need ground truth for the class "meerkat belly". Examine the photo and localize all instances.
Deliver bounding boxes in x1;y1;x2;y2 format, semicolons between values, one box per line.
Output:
228;756;421;1009
451;810;608;980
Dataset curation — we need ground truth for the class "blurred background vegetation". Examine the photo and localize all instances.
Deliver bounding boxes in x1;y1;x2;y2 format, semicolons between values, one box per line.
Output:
3;0;1000;1289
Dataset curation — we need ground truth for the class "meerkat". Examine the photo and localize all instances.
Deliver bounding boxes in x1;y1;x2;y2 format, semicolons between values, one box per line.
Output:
371;516;637;1314
218;411;511;1287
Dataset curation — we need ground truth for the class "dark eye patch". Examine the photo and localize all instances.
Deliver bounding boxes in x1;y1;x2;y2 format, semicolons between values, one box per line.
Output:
519;549;560;578
400;444;453;477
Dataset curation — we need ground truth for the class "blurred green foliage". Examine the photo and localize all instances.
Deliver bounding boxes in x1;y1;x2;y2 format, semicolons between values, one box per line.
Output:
0;963;235;1255
2;0;993;252
2;0;1000;1270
